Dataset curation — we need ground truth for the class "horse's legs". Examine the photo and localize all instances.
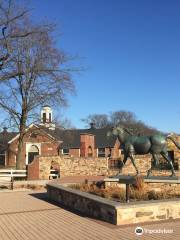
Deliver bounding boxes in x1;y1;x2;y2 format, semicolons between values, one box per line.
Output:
117;153;128;174
123;153;128;166
161;151;176;177
147;153;159;177
129;154;139;175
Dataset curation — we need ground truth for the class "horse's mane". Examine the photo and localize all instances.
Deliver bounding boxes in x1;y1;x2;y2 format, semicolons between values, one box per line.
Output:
116;126;133;136
123;128;133;135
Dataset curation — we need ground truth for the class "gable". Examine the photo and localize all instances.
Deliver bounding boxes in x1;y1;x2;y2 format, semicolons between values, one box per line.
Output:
8;124;58;144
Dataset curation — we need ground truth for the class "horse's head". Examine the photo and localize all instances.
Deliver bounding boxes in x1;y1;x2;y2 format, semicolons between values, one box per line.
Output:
107;126;126;142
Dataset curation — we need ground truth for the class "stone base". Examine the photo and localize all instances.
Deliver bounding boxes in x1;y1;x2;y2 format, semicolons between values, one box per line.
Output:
144;176;180;184
47;183;180;225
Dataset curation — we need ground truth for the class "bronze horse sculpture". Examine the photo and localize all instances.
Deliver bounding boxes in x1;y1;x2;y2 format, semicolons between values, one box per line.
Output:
108;127;180;177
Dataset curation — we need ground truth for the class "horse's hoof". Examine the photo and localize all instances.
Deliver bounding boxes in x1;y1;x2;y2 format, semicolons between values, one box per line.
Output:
170;173;176;177
147;170;151;177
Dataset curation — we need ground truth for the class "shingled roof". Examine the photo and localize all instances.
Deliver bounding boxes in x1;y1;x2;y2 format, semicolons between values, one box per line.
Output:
43;127;117;149
0;125;117;151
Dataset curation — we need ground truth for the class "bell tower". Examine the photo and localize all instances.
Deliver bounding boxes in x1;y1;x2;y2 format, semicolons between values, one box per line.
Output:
40;105;55;130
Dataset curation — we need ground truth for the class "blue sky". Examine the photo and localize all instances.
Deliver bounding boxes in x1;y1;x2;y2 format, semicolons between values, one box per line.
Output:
30;0;180;133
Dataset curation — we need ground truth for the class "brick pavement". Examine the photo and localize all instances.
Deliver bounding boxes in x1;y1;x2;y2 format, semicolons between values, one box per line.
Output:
0;190;179;240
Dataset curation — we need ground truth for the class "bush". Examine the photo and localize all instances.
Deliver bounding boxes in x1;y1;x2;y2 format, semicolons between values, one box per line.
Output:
68;181;180;202
68;184;81;190
132;176;145;190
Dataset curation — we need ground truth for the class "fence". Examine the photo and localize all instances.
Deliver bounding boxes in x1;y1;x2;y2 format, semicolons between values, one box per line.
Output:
0;169;27;190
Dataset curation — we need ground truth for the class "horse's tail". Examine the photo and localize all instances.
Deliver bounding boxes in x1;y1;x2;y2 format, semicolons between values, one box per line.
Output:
166;134;180;149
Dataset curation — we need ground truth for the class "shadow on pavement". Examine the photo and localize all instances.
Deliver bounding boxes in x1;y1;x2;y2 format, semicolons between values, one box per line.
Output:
29;191;118;228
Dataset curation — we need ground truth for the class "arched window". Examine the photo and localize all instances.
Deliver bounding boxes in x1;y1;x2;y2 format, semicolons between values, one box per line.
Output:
28;145;39;164
88;146;93;157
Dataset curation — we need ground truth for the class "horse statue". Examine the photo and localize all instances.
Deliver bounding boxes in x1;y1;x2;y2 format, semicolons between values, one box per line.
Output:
107;126;180;177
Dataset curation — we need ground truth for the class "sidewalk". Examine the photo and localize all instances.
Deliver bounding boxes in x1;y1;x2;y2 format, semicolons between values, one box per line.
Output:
0;190;179;240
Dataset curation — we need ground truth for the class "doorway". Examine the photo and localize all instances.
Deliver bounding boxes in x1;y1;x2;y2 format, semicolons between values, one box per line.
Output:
28;145;39;164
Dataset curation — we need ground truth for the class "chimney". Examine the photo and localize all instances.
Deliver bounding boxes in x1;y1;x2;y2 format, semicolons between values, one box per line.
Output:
3;127;8;134
90;122;95;130
80;133;95;157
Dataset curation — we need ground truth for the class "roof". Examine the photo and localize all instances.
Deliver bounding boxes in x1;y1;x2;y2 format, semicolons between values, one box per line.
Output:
0;125;117;152
0;132;18;153
42;127;117;149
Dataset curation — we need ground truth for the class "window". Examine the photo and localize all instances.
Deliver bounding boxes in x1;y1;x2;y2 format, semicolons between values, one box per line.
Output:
62;149;69;155
28;145;39;164
0;151;5;166
30;133;37;138
88;146;93;157
43;113;46;123
98;148;105;157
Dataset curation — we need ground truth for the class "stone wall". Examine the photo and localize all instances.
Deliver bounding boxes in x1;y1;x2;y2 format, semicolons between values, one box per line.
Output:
28;151;180;180
39;155;117;180
121;155;152;176
121;154;180;177
47;183;117;224
47;183;180;225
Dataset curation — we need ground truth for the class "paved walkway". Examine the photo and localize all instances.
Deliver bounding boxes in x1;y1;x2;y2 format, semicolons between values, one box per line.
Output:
0;190;179;240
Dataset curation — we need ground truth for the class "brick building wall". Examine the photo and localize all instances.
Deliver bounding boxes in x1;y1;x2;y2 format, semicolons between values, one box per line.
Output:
60;136;121;159
6;126;60;168
80;134;95;157
69;148;80;157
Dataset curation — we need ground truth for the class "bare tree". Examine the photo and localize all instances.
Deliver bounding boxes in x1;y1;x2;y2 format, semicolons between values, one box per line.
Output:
82;111;161;135
0;0;41;70
0;1;76;169
53;115;75;129
110;110;136;126
81;114;110;129
110;111;160;135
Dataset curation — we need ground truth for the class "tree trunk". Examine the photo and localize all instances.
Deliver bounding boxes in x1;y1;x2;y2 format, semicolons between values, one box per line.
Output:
16;102;27;169
16;134;24;169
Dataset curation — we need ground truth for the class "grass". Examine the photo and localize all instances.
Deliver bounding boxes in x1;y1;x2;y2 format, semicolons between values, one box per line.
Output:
69;178;180;202
14;184;46;190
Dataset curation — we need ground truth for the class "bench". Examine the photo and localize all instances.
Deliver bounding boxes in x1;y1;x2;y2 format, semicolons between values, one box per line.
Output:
49;169;59;180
